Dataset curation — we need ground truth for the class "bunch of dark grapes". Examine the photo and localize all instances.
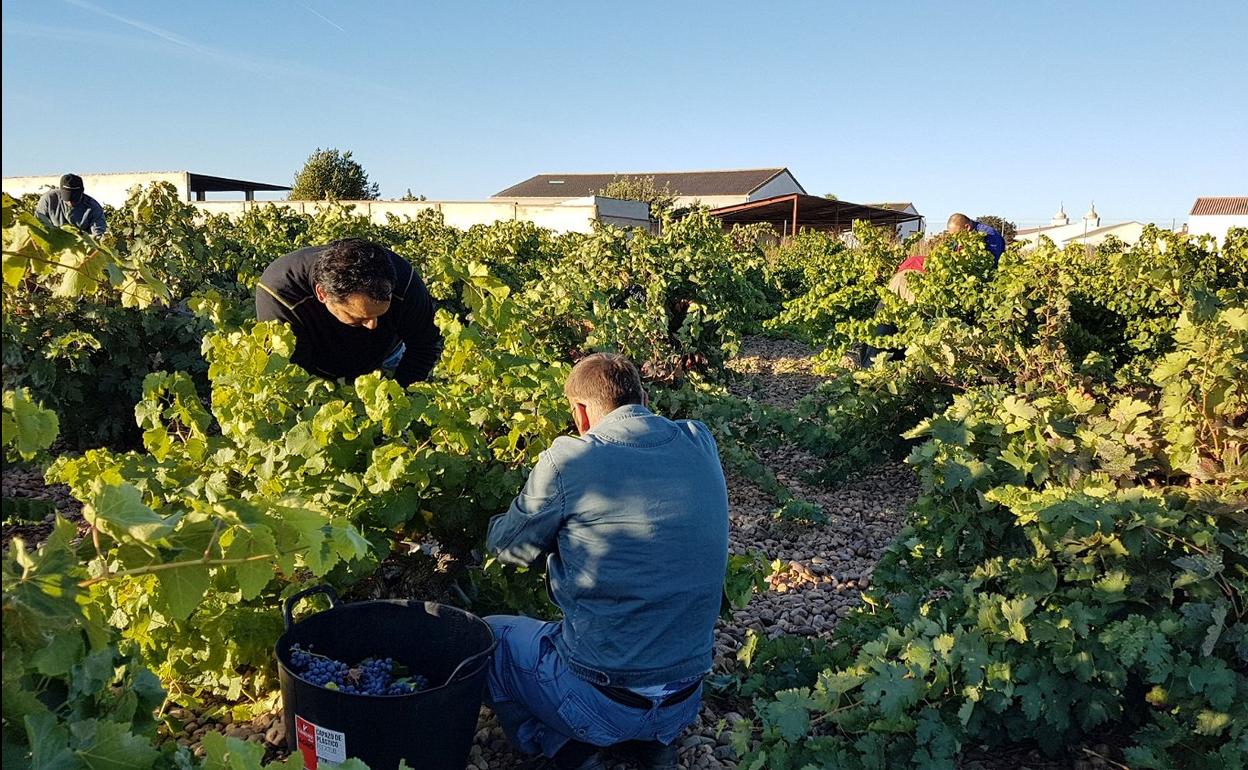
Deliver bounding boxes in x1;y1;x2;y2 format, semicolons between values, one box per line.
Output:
288;644;429;696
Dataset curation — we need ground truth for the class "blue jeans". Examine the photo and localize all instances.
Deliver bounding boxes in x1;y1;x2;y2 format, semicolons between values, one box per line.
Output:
381;342;406;371
484;615;702;758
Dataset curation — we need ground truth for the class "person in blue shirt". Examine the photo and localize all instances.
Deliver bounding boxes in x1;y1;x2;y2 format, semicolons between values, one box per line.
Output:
34;174;107;237
947;212;1006;264
484;352;729;770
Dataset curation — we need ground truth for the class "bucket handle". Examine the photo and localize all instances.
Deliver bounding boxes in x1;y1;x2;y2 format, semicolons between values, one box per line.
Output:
283;584;340;631
442;640;498;686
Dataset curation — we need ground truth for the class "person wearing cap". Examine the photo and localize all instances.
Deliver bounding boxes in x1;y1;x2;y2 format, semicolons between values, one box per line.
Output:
483;353;728;770
34;174;107;237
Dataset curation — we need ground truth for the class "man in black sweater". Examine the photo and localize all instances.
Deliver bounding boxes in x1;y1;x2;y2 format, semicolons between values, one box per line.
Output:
255;238;441;385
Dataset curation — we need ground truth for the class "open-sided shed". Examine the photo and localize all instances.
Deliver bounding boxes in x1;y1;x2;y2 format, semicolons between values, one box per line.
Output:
707;193;923;236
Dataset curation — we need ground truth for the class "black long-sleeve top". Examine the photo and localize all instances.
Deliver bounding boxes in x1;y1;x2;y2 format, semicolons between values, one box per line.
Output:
255;245;441;385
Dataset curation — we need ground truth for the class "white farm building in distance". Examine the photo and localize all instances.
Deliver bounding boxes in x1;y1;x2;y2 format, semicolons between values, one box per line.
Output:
866;202;924;238
1014;203;1146;250
1;170;290;206
1187;197;1248;245
2;170;650;234
493;168;806;209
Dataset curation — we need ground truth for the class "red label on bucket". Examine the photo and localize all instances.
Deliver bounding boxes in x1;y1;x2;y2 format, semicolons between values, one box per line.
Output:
295;715;347;769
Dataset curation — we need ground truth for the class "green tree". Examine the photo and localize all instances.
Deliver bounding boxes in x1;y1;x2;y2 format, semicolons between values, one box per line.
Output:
977;214;1017;244
598;175;676;217
290;147;380;201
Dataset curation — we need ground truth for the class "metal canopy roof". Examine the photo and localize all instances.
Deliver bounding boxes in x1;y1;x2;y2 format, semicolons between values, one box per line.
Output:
708;194;922;234
187;173;290;193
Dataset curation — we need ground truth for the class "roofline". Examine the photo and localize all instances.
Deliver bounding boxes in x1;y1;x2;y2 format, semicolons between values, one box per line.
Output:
707;193;923;223
708;192;803;216
510;166;789;177
3;170;190;178
747;167;807;195
3;170;291;190
1189;196;1248;215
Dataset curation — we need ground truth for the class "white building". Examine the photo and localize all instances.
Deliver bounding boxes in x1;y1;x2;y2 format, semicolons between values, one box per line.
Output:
492;168;807;210
2;171;289;206
866;202;924;238
1187;197;1248;245
3;171;650;234
1014;203;1146;249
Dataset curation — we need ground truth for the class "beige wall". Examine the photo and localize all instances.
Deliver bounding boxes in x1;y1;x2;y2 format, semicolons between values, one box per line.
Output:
676;194;750;209
3;172;189;207
190;197;650;235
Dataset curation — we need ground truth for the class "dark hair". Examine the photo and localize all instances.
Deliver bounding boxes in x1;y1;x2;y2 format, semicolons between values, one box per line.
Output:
564;352;645;411
311;239;396;302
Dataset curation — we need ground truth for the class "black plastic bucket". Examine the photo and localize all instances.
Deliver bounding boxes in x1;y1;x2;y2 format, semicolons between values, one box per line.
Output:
275;586;496;770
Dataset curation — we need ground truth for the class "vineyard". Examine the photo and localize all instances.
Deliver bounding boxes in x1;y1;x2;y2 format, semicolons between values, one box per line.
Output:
2;184;1246;770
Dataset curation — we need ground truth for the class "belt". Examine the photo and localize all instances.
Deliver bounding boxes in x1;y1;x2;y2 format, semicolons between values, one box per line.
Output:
592;679;702;710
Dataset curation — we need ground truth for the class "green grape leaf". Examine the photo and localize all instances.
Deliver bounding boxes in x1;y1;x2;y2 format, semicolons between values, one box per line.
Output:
763;689;816;742
225;527;278;601
30;630;85;677
2;388;60;460
154;564;211;622
1000;597;1036;643
70;718;161;770
1193;710;1231;736
863;664;923;716
85;483;171;544
23;712;77;770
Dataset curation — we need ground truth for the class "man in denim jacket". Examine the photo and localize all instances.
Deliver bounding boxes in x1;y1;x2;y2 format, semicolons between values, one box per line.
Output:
485;353;729;770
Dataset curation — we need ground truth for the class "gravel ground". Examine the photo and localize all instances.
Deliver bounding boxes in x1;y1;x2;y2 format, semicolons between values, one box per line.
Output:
725;335;828;410
1;464;85;547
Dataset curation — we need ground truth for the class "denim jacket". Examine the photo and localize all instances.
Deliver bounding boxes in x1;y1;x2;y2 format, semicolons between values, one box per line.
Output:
486;404;729;687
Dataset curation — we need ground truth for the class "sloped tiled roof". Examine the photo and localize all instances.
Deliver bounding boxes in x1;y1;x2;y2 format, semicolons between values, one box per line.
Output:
1190;197;1248;216
494;168;798;198
866;202;915;212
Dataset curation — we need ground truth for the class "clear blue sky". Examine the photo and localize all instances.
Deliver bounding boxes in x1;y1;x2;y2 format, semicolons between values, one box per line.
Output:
3;0;1245;228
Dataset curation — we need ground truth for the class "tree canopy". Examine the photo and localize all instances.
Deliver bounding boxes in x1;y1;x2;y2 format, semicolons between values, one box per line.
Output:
290;148;380;201
976;214;1017;244
598;175;676;217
